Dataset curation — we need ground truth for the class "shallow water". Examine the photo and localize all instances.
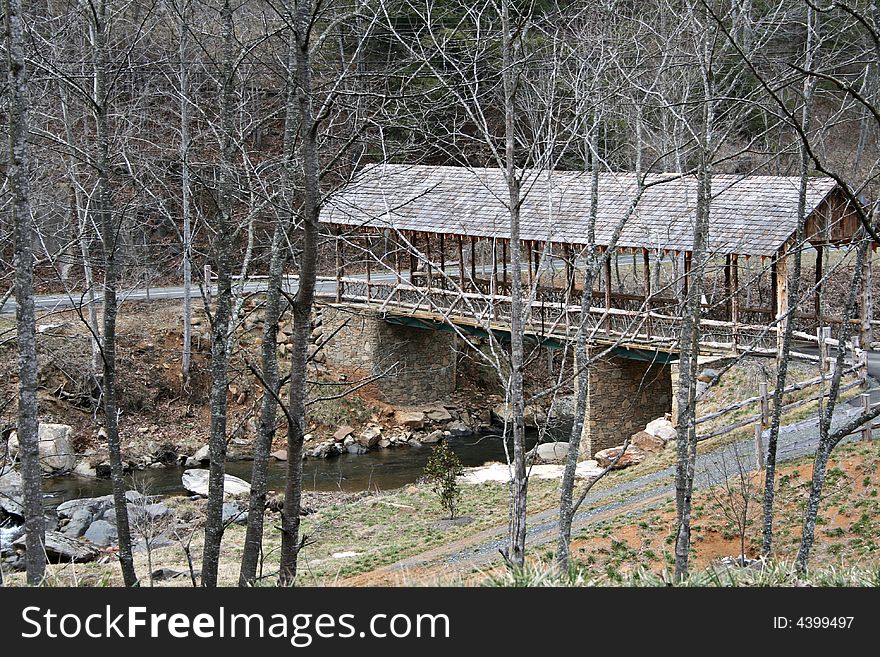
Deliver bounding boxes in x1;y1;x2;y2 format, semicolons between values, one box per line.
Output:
41;430;546;506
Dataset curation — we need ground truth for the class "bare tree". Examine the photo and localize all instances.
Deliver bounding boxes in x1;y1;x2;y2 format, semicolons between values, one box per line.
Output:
4;0;45;586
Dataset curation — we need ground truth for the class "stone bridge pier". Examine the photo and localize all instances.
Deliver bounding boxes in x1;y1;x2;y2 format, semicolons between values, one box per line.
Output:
575;350;673;457
319;305;457;404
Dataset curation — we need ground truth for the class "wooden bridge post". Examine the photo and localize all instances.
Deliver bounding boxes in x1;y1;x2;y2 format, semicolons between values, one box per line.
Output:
861;246;873;348
457;236;465;292
643;248;652;338
774;242;790;362
335;226;344;303
861;393;873;441
731;254;740;353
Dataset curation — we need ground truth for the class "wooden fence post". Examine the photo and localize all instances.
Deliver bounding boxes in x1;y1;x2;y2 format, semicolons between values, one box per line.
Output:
759;378;769;426
861;393;872;441
818;326;830;374
754;422;765;470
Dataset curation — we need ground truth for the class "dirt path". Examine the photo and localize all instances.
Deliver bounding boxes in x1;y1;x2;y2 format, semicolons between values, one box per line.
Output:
346;403;867;585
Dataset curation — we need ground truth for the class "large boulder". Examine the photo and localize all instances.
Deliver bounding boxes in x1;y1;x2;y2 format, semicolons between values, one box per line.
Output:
424;407;453;423
394;411;426;430
631;431;667;453
594;445;646;470
357;425;382;449
222;502;247;526
182;469;251;497
421;430;444;444
333;425;354;442
535;442;569;461
83;519;118;547
9;424;77;473
14;530;100;563
185;444;210;467
645;417;677;443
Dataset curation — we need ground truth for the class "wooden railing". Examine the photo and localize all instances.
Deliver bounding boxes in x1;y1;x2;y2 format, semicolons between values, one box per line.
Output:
334;276;805;355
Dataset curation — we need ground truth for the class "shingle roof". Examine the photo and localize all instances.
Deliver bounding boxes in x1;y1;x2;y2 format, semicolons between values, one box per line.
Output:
320;164;841;256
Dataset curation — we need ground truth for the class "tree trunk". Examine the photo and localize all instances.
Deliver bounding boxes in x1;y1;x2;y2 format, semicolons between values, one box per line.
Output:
763;9;817;557
796;236;873;573
92;0;138;587
279;0;319;585
179;0;192;382
500;0;528;570
6;0;46;586
201;0;235;587
239;224;285;586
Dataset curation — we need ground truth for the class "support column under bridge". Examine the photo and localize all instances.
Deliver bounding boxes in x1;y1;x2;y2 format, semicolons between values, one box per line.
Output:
320;305;457;404
575;350;673;458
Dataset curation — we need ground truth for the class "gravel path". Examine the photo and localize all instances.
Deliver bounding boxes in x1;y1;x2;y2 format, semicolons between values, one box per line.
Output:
389;402;867;573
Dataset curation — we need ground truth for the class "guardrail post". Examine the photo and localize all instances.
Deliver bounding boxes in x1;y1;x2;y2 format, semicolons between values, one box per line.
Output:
861;393;872;441
204;264;212;306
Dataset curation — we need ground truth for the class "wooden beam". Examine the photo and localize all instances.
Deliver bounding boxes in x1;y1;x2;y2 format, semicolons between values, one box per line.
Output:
731;254;740;351
409;231;417;286
775;243;789;360
604;250;612;309
814;244;823;326
470;236;477;285
643;248;652;337
457;235;465;291
724;254;732;319
335;225;344;303
502;239;508;287
425;232;433;290
491;238;498;290
771;255;778;320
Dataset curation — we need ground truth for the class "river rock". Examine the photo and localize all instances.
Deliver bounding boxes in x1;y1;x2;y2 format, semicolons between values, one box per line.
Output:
0;465;22;492
446;421;473;437
424;407;452;423
271;449;288;461
186;444;210;467
645;417;677;442
697;368;720;383
73;461;97;478
14;530;100;563
594;445;646;470
222;502;247;526
84;519;118;547
182;469;250;497
63;506;95;538
346;443;368;455
421;430;444;444
357;425;382;449
333;425;354;441
535;442;569;461
631;430;666;453
394;410;426;429
1;525;25;553
9;423;77;473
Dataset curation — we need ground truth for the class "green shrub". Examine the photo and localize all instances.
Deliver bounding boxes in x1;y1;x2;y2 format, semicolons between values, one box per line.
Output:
423;441;464;519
